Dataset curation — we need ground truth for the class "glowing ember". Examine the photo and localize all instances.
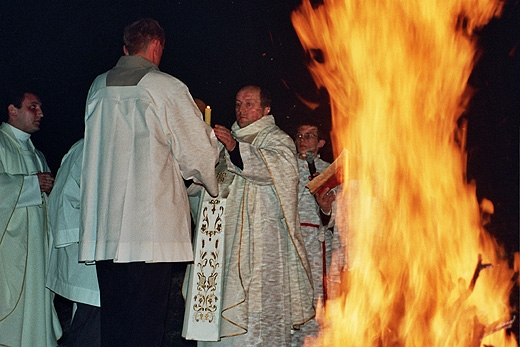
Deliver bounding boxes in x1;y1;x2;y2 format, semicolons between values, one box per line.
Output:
292;0;518;346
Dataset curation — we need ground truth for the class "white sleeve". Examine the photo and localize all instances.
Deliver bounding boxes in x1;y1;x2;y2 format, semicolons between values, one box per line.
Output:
17;175;42;207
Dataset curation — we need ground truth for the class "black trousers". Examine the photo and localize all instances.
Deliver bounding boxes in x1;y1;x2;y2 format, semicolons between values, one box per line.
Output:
95;261;173;347
63;302;101;347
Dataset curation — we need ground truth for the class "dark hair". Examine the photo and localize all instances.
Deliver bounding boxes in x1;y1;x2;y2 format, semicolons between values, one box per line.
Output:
5;89;33;109
123;18;165;55
238;85;272;109
294;119;324;140
259;87;272;109
3;88;37;121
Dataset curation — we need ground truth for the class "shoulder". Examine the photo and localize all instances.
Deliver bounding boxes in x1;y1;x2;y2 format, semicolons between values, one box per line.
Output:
0;124;15;147
258;120;291;140
269;126;294;147
86;72;108;98
315;157;330;173
65;139;84;163
139;71;192;104
316;156;331;166
260;126;297;156
141;71;187;90
0;131;8;152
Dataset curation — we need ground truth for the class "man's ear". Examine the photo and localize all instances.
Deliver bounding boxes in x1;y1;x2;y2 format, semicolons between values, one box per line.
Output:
123;45;129;56
317;139;326;150
7;104;18;124
263;107;271;116
152;39;161;53
7;104;17;118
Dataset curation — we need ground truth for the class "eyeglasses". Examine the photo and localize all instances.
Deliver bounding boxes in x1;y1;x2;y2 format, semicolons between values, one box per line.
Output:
295;133;318;140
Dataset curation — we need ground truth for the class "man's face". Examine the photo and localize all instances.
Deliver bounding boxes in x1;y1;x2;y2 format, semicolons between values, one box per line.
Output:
8;93;43;134
295;125;325;159
235;87;269;128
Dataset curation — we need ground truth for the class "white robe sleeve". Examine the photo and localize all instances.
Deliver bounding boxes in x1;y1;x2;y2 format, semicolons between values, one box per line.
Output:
17;175;42;208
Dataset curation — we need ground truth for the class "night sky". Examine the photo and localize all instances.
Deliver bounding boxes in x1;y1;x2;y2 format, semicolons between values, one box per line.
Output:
1;0;518;253
1;0;322;169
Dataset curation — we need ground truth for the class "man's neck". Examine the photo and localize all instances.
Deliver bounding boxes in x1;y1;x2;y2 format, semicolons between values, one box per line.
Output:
6;123;32;149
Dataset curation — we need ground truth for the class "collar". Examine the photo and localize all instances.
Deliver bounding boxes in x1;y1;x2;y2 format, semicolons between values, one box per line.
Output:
6;123;31;150
115;55;160;71
231;115;275;144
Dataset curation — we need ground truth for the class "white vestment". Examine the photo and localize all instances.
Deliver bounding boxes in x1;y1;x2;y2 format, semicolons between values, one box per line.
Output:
0;122;61;346
79;55;219;263
46;139;100;307
291;155;333;347
200;116;314;347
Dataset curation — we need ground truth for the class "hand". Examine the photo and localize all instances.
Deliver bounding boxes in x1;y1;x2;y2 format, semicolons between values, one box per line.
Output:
308;172;319;181
214;124;237;151
315;187;335;215
37;171;54;194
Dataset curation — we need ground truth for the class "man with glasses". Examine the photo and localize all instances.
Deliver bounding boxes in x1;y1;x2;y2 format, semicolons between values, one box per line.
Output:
292;120;336;346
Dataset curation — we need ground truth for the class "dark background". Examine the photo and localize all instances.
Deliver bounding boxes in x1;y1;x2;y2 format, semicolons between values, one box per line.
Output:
1;0;518;340
1;0;329;169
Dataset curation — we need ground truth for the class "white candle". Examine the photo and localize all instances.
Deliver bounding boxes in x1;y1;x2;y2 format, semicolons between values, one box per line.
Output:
204;106;212;125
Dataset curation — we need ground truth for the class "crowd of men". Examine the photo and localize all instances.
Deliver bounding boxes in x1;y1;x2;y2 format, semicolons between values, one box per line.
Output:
0;18;343;347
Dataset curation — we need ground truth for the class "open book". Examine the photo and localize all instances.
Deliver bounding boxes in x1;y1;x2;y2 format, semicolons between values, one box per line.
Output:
305;149;348;195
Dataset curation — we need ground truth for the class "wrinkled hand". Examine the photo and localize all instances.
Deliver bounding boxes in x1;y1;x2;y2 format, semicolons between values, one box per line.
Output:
37;171;54;194
315;187;335;214
214;124;237;151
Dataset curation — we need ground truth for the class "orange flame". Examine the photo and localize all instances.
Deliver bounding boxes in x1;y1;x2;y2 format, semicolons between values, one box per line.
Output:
292;0;518;346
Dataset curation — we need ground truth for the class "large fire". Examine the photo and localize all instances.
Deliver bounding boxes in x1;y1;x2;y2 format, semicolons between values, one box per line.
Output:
292;0;518;346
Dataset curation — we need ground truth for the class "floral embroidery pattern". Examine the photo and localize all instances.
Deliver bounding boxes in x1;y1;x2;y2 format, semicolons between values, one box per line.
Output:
192;199;224;322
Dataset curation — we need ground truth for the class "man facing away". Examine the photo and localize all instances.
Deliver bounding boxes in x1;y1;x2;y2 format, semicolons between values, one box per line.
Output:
198;85;314;346
46;138;101;347
79;18;219;347
0;89;62;346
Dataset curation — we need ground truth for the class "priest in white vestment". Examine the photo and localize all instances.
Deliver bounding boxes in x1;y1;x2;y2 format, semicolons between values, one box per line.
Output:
0;91;61;346
292;122;336;346
198;85;314;347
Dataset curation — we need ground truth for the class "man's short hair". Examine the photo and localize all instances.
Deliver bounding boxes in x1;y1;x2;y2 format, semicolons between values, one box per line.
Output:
259;87;272;109
238;85;272;109
123;18;165;55
294;119;324;140
3;88;36;122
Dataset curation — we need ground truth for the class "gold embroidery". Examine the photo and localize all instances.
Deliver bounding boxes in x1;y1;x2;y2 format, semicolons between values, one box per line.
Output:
217;171;226;183
191;199;224;323
200;200;224;240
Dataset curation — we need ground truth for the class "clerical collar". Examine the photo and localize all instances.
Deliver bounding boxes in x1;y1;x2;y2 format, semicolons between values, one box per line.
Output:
7;123;31;149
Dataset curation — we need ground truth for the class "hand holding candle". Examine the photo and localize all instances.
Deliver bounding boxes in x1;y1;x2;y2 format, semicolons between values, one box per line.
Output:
204;106;212;125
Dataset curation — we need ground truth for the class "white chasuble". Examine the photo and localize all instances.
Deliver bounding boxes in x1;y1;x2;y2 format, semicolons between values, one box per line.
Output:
0;123;62;346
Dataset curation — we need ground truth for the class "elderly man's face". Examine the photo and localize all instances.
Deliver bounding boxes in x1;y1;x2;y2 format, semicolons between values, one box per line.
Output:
235;87;269;128
8;93;44;134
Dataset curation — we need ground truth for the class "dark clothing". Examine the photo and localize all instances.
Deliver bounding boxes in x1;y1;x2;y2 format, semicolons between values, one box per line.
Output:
96;261;173;347
61;303;101;347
